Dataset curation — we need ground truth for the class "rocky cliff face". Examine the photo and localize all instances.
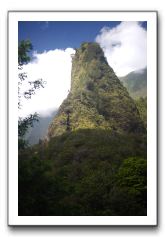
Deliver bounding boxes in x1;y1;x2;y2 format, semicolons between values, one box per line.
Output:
48;42;145;138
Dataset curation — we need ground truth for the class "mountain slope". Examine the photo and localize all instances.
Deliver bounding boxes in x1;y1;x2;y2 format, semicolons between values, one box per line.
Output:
120;68;147;99
25;111;57;145
48;42;145;138
19;42;147;216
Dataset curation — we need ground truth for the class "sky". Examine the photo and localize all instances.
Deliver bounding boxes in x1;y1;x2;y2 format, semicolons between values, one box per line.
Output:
18;21;147;118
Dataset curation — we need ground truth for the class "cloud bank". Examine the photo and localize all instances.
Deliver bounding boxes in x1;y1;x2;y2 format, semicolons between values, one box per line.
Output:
19;48;75;118
95;21;147;77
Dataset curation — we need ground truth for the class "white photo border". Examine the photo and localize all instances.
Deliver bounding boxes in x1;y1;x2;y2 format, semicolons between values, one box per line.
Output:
8;11;157;226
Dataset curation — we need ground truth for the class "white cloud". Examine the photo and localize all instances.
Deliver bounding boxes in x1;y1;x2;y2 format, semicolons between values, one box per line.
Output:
19;22;147;117
19;48;75;118
96;21;147;77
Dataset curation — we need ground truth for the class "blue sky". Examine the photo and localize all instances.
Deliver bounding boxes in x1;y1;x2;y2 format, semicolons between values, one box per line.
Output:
18;21;147;117
18;21;147;53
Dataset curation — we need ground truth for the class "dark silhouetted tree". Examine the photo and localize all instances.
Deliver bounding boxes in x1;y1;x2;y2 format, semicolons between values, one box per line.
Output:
66;110;71;131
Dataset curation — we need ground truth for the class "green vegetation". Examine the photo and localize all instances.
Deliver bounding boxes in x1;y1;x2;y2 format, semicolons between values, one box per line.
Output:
19;42;147;216
18;40;45;149
135;97;147;128
18;39;33;65
19;129;146;216
120;68;147;99
25;111;57;145
48;42;145;138
119;68;147;129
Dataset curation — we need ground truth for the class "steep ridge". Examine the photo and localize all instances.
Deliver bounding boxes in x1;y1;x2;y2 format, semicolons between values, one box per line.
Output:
19;42;147;216
120;68;147;99
48;42;145;138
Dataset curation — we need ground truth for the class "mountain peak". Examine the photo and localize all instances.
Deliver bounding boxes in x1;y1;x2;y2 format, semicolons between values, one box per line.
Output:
76;42;105;62
70;42;109;94
48;42;145;138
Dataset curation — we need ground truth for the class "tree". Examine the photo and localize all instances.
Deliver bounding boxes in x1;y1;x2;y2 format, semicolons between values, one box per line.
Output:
18;39;33;66
18;40;45;149
66;110;71;131
135;97;147;129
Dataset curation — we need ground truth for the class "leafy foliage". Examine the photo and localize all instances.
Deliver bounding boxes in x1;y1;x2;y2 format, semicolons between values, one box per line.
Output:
135;97;147;128
18;113;39;149
18;40;45;149
110;157;147;215
18;39;33;65
19;42;147;216
25;110;57;145
19;129;147;216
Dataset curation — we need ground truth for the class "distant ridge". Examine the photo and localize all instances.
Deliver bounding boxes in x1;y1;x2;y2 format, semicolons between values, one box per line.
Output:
119;68;147;99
